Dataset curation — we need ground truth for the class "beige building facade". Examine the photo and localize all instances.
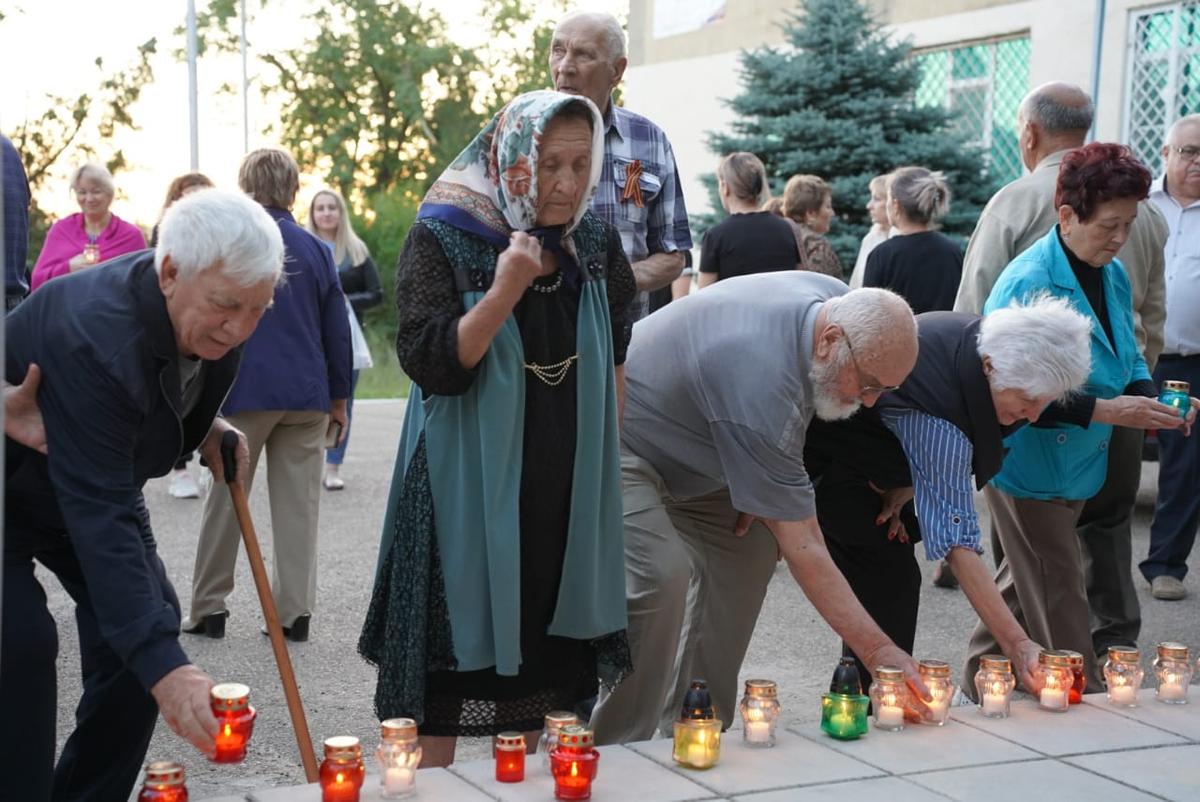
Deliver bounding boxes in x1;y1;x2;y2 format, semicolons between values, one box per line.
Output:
622;0;1200;216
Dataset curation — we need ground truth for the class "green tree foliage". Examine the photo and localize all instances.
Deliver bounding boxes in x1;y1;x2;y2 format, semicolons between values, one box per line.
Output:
705;0;997;268
7;37;157;267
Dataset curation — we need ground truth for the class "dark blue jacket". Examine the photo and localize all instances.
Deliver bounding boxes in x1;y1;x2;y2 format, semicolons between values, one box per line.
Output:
222;207;352;413
2;134;30;298
5;252;242;688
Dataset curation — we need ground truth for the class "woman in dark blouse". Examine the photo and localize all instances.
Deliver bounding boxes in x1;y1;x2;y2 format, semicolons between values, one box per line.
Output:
864;166;962;313
698;152;798;287
359;91;634;767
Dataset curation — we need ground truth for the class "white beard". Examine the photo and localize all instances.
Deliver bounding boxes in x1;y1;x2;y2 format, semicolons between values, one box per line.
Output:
809;345;862;421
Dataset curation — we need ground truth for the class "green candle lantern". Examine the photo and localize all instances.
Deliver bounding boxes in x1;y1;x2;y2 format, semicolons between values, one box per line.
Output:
1159;380;1191;420
820;657;869;740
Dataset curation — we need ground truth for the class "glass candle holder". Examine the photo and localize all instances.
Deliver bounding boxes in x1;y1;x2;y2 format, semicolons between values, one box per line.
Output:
869;666;908;731
1103;646;1143;707
1036;650;1073;712
1154;642;1193;704
83;242;100;265
549;725;599;800
376;717;421;798
739;679;781;747
539;711;580;771
320;736;366;802
1159;380;1191;420
918;660;954;726
673;679;722;768
819;692;869;740
138;761;188;802
210;683;256;763
973;654;1016;719
1062;651;1086;704
495;732;526;782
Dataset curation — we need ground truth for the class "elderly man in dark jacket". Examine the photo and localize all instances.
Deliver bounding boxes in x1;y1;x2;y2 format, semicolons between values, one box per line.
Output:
2;189;285;801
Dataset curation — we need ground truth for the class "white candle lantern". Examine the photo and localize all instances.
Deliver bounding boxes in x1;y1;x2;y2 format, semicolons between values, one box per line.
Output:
1153;642;1193;705
1036;650;1072;712
1103;646;1143;707
376;718;421;798
739;679;781;747
869;666;908;731
918;660;954;726
973;654;1016;719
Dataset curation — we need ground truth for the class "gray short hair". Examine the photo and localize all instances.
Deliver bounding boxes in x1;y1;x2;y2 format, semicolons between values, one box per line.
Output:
70;163;115;196
977;294;1092;398
155;189;285;287
1165;114;1200;145
557;11;626;63
1022;85;1094;134
824;287;917;361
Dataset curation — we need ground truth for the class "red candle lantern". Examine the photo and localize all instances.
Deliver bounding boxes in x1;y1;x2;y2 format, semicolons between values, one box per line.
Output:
494;731;526;783
137;761;188;802
210;683;256;763
1063;651;1086;704
550;725;599;800
320;736;366;802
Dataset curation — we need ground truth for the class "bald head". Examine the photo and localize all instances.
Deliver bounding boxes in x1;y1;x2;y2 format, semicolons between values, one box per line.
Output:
553;11;626;62
1162;114;1200;204
1166;114;1200;146
1018;82;1094;170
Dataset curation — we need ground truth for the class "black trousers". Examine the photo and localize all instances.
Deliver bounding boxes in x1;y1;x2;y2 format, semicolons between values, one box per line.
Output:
1142;354;1200;582
1;512;167;801
815;462;922;688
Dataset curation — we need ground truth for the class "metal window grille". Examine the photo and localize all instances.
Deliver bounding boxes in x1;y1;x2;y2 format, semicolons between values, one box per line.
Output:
1125;2;1200;176
913;36;1031;184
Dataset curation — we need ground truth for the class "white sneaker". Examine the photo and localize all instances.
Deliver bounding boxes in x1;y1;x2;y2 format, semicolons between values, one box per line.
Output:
169;469;200;499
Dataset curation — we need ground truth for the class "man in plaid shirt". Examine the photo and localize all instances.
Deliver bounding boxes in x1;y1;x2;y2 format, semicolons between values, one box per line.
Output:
550;11;693;322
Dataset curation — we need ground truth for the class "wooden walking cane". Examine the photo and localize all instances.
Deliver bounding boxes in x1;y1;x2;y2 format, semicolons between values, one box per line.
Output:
220;430;320;782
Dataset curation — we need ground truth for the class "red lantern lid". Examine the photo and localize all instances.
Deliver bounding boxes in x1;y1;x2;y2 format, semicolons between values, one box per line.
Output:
211;682;250;712
557;724;595;748
496;731;525;750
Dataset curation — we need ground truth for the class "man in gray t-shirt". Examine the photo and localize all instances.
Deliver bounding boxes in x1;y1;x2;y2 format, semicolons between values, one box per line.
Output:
592;271;922;744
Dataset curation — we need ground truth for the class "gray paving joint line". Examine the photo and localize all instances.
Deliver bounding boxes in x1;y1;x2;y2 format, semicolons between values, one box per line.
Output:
445;763;503;801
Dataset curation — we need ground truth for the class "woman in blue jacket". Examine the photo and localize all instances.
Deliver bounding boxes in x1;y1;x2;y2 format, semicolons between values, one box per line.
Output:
965;143;1194;690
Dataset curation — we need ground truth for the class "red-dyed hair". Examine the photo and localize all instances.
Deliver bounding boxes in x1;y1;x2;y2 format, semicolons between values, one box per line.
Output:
1055;142;1151;222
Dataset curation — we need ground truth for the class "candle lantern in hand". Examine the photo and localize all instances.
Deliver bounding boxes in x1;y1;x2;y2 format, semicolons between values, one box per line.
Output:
918;660;954;726
973;655;1016;719
672;679;722;768
1159;380;1191;420
376;717;421;798
1154;642;1193;704
320;736;366;802
1036;650;1072;712
137;761;188;802
869;666;908;731
210;683;256;763
739;679;781;747
1103;646;1143;707
549;725;600;800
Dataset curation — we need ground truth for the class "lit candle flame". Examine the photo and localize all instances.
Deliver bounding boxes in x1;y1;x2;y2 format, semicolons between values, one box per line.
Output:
336;772;345;783
571;762;579;778
223;724;232;737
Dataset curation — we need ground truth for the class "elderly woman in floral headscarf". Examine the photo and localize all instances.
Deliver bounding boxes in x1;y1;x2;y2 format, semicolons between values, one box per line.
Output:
359;91;635;766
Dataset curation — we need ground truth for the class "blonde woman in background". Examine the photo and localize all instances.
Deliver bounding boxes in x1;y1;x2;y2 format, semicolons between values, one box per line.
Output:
781;174;844;279
307;188;383;491
697;152;800;288
849;174;893;289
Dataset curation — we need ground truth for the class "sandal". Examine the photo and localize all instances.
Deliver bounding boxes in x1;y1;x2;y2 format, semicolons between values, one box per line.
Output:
323;475;345;491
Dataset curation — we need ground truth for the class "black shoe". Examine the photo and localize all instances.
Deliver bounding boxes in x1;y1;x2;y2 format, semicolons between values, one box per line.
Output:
262;614;311;642
932;560;959;589
183;611;228;639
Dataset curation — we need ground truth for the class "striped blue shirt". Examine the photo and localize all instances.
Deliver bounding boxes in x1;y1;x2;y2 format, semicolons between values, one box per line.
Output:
879;407;983;561
590;101;693;321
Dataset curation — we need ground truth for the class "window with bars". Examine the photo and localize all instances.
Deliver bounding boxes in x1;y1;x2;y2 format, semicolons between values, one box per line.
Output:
1125;2;1200;176
912;36;1031;185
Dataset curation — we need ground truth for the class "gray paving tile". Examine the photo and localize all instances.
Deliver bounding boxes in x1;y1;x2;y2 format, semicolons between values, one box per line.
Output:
248;768;495;801
449;744;717;801
627;729;882;795
1067;744;1200;801
907;759;1161;801
195;797;249;802
955;696;1187;756
1081;688;1200;741
794;710;1037;775
733;776;949;801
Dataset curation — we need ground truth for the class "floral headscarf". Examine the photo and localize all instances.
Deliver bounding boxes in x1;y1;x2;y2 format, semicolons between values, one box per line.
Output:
418;90;605;243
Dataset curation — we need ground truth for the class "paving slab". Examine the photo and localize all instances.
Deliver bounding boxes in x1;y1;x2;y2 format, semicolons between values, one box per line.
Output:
906;758;1162;801
627;728;882;796
951;695;1187;756
1080;688;1200;740
1066;743;1200;801
449;744;718;802
196;797;249;802
793;712;1037;775
247;769;495;801
733;776;949;801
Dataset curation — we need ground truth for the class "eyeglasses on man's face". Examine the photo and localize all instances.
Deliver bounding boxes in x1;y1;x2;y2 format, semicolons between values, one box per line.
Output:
844;336;901;396
1171;145;1200;163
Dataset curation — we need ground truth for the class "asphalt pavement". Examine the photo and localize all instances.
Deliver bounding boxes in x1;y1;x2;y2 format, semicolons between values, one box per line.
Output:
32;400;1200;800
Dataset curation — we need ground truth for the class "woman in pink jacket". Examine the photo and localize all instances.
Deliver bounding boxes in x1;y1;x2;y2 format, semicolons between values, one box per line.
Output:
31;163;146;291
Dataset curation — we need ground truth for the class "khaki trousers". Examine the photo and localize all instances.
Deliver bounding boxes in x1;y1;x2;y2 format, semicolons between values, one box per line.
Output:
188;410;327;628
964;487;1099;694
591;451;778;744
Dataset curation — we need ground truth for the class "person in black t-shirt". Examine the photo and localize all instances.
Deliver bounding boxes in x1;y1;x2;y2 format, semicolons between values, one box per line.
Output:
864;166;963;314
698;152;799;287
